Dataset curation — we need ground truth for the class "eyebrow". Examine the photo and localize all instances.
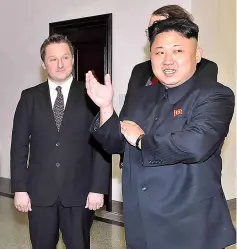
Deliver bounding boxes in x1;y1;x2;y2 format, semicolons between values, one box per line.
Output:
48;53;70;58
155;44;182;49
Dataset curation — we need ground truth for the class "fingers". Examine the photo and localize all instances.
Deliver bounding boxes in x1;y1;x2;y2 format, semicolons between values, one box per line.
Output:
14;193;31;212
104;74;112;87
85;193;104;211
15;203;29;212
86;201;103;211
28;201;32;212
85;197;89;208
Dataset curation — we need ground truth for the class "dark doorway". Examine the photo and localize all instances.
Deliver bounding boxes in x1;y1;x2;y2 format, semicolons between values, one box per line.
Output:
49;14;113;212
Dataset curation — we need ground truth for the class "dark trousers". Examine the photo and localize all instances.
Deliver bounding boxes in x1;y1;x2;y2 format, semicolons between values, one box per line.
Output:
28;199;94;249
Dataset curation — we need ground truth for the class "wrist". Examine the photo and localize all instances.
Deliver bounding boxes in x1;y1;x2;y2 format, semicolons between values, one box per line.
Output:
100;103;113;113
136;133;145;150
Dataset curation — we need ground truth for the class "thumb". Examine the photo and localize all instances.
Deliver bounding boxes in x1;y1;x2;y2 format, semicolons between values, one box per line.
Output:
85;196;89;208
28;199;32;211
104;74;112;87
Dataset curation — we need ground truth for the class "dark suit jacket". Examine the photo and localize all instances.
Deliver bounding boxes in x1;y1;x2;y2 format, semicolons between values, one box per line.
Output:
91;76;236;249
120;58;218;117
11;79;110;207
119;58;218;167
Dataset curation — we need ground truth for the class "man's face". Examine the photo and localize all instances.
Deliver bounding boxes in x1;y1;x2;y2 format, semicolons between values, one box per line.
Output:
148;14;167;27
150;31;201;88
42;42;73;83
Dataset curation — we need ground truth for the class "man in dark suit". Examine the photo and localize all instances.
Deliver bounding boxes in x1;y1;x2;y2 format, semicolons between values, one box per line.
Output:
11;34;110;249
120;4;218;117
86;18;236;249
119;5;218;168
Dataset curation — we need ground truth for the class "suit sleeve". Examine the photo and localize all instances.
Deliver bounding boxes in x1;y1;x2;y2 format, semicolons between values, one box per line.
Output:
90;111;125;154
87;101;123;194
10;90;31;192
141;87;235;166
90;136;111;194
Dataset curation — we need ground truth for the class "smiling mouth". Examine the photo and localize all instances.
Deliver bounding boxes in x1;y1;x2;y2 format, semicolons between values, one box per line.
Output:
163;69;176;76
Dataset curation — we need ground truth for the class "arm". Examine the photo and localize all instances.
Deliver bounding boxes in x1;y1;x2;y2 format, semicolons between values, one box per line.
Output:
11;90;31;192
86;71;125;154
141;88;234;166
91;111;126;154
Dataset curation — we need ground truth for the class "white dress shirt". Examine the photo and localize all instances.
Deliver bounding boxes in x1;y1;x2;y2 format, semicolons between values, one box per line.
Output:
48;75;73;108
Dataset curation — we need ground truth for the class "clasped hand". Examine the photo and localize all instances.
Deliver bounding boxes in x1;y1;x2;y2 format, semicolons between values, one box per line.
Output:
120;120;144;147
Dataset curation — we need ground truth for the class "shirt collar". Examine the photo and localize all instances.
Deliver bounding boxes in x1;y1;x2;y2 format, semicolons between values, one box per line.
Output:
48;75;73;91
164;75;196;104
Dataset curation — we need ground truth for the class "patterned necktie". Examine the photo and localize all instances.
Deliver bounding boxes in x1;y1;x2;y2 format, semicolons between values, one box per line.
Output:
53;86;64;131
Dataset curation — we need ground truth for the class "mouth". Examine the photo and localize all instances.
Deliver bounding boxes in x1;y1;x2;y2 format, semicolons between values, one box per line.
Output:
163;69;176;77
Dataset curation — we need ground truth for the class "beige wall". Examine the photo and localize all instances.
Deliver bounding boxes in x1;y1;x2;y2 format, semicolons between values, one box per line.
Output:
191;0;236;200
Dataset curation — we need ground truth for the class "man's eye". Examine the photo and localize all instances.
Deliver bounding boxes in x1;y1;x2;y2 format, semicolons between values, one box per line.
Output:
174;50;183;53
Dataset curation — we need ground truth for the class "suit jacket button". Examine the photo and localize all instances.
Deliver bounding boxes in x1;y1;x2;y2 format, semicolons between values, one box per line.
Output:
56;162;60;167
141;187;147;191
56;142;60;146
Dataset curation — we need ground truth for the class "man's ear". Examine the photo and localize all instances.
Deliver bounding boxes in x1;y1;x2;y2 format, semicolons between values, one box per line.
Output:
41;61;46;69
196;46;203;63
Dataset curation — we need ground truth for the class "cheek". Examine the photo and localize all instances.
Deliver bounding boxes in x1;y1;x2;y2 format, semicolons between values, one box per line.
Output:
151;57;162;71
45;64;55;73
64;60;73;69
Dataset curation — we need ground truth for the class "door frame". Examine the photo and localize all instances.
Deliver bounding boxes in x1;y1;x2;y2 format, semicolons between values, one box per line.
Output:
49;14;113;212
49;13;112;77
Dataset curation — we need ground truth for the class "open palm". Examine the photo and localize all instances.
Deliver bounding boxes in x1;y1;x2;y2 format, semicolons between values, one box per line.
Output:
86;71;113;108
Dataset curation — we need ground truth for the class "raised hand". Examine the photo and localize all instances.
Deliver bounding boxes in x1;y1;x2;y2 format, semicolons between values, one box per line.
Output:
85;71;113;108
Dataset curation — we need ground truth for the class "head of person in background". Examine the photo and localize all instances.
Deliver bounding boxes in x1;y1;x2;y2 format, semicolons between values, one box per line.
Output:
149;18;202;88
145;5;194;40
40;34;74;83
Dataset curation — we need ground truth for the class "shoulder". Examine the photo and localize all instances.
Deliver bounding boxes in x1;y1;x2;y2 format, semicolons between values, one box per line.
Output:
132;60;151;72
20;82;47;98
195;78;234;101
198;58;218;72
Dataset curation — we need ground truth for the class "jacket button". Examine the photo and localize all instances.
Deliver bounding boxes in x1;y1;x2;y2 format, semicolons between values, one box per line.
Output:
56;162;60;167
141;187;147;191
56;142;60;146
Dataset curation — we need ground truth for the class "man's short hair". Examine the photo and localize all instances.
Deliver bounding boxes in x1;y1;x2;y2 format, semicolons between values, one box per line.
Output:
149;18;199;47
40;34;74;61
152;5;194;21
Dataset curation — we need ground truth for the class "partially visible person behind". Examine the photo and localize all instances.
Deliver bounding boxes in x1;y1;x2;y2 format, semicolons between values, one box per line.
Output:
86;18;236;249
11;34;110;249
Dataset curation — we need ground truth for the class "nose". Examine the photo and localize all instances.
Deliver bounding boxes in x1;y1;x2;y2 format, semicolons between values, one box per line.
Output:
57;59;64;69
163;53;174;65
